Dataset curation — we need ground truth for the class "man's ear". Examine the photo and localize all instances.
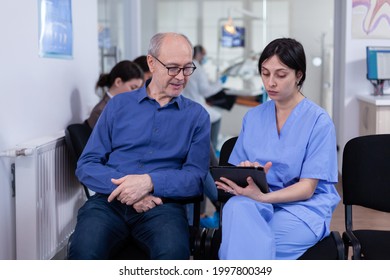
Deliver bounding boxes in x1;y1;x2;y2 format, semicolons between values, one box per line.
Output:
147;55;155;73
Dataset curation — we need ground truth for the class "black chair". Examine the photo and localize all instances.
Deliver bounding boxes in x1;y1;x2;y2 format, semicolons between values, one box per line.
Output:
204;136;344;260
342;134;390;260
64;122;204;259
65;121;93;199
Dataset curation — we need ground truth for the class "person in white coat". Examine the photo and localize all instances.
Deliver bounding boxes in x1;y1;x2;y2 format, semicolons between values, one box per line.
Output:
182;45;223;151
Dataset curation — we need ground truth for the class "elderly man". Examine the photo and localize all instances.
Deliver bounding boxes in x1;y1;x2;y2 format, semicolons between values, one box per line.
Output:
68;32;210;260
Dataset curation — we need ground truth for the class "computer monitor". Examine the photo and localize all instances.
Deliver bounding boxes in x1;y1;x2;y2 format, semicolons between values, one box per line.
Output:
221;26;245;48
367;46;390;80
366;46;390;95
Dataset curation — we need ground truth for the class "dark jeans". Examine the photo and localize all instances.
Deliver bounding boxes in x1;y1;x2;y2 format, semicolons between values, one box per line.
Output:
68;193;190;260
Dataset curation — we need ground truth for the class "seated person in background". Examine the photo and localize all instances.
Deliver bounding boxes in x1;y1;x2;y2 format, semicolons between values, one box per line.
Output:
133;55;153;83
68;32;210;260
182;44;224;151
216;38;340;260
86;60;144;129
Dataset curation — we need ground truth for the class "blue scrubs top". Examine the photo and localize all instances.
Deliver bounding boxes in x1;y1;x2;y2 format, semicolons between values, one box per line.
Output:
229;98;340;238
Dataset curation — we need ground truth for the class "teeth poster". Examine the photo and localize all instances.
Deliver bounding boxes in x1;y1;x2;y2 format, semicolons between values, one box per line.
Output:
351;0;390;39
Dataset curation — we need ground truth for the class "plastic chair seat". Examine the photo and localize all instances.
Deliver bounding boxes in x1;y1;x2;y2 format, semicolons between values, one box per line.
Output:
298;231;344;260
345;230;390;260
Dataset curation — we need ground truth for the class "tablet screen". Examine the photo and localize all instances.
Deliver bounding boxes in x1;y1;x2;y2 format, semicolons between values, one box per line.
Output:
210;166;269;193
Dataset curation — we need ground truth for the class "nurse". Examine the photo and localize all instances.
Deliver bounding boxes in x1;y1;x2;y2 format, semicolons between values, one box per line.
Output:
216;38;340;260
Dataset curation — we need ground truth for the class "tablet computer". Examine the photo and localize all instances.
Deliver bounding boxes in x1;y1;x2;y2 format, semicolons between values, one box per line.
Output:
210;166;269;193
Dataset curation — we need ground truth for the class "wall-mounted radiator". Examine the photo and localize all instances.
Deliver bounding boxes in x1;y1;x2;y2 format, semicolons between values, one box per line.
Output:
14;131;86;260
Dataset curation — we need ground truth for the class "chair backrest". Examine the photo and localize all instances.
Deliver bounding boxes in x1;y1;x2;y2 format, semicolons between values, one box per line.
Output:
218;136;238;166
342;134;390;212
65;121;93;199
65;122;92;162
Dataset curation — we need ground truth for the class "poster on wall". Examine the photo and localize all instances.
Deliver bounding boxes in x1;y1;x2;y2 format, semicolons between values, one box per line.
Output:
38;0;73;59
351;0;390;39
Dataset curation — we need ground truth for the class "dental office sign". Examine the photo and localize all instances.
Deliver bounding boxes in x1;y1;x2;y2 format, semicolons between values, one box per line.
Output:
38;0;73;59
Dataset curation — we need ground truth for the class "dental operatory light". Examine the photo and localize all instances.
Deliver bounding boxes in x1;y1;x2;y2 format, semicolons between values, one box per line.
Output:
223;16;236;34
223;7;263;35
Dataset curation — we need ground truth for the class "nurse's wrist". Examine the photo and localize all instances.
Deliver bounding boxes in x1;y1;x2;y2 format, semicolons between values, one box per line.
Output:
256;192;269;203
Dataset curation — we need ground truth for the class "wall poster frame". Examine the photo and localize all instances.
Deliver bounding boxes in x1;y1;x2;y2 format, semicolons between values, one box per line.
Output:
38;0;73;59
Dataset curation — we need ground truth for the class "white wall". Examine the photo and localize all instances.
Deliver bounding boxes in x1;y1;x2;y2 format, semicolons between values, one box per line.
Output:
289;0;334;107
0;0;99;259
333;0;390;168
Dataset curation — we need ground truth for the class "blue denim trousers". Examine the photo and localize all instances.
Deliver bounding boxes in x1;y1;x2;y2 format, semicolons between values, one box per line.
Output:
68;193;190;260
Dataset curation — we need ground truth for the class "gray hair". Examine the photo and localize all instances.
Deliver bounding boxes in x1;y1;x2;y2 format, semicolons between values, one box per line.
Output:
147;32;193;57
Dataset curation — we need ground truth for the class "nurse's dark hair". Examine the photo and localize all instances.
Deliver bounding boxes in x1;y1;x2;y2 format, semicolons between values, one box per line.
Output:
258;38;306;88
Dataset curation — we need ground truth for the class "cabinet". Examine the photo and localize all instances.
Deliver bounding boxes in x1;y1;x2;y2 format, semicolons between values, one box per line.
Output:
358;95;390;136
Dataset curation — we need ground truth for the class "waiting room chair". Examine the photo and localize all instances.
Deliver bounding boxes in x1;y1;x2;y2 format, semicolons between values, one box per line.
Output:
64;121;204;259
342;134;390;260
203;136;344;260
65;121;93;199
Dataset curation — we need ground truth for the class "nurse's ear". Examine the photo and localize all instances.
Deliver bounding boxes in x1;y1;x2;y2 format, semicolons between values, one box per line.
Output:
296;71;303;86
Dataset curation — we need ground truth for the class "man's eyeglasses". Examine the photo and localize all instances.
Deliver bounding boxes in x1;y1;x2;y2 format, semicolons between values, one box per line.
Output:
152;56;196;77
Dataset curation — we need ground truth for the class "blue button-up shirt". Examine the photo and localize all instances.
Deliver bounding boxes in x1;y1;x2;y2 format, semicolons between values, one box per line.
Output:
76;85;210;199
